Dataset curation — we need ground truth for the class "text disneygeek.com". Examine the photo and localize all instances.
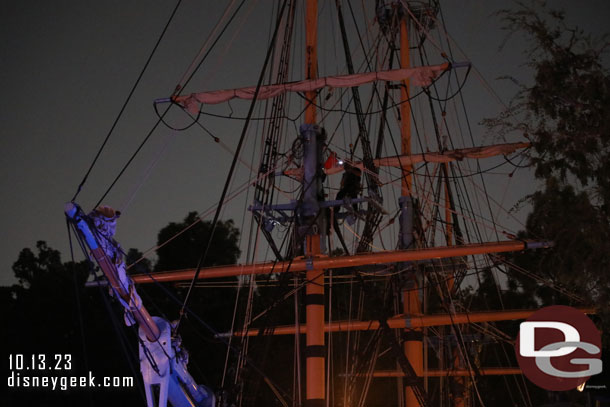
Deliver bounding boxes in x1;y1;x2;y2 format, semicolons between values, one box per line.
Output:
7;354;133;391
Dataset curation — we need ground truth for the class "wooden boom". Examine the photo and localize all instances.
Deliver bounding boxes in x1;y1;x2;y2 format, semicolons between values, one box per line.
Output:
133;240;552;283
216;308;595;337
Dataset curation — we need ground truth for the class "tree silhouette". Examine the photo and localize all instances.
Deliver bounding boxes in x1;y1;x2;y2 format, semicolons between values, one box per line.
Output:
2;241;143;406
485;2;610;309
2;211;243;406
154;212;240;272
483;3;610;404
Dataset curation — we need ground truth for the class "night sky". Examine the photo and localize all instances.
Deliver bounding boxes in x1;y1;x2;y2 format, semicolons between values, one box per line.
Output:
1;1;609;286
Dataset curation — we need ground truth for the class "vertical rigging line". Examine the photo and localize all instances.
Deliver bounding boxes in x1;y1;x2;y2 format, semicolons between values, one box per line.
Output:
129;263;296;405
327;269;333;407
433;17;508;308
419;48;499;296
99;285;147;402
411;9;495;404
175;0;241;91
119;131;176;213
220;80;264;392
96;0;249;208
176;0;291;331
66;221;94;407
71;0;183;202
70;226;147;402
94;111;167;208
80;216;175;364
294;272;302;407
174;0;247;94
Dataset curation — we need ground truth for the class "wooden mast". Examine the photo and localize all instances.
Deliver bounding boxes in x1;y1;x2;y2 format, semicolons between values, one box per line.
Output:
399;8;424;407
132;4;557;405
304;2;325;407
305;0;318;126
399;2;412;197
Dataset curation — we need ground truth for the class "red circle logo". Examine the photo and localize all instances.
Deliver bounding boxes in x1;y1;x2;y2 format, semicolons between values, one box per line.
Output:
515;305;602;391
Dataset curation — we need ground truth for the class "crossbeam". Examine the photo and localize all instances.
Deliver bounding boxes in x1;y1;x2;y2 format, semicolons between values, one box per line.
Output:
370;368;522;377
133;240;551;284
283;142;530;178
215;308;595;337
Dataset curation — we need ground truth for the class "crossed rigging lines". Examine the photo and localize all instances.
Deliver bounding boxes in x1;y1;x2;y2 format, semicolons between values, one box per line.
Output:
68;2;584;407
72;0;248;207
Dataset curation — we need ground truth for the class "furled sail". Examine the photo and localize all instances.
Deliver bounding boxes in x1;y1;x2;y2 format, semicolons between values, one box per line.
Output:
173;62;450;114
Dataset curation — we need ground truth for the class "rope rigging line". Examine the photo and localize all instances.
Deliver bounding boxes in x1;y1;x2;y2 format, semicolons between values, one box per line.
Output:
321;16;392;148
330;11;544;401
190;113;260;174
70;215;175;365
173;0;248;96
489;253;584;303
194;108;303;122
66;220;95;407
437;7;509;111
174;0;243;93
429;269;487;407
153;99;202;132
293;68;446;116
175;0;291;332
125;156;288;271
130;264;295;405
94;113;167;208
414;43;501;298
423;29;511;307
118;131;177;213
64;4;568;406
226;172;269;397
71;0;183;203
94;0;248;209
220;88;275;394
423;64;472;102
173;267;492;291
247;1;297;266
332;143;524;236
68;222;148;402
334;0;384;254
399;0;449;59
418;15;568;397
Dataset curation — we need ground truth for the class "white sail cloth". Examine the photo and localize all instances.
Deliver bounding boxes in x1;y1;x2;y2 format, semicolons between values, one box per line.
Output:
175;63;450;114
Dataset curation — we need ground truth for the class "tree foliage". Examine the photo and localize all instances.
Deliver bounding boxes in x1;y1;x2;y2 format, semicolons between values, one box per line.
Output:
154;212;241;272
490;2;610;209
471;6;610;402
2;212;243;405
512;178;610;304
12;241;65;289
2;242;144;406
483;2;610;310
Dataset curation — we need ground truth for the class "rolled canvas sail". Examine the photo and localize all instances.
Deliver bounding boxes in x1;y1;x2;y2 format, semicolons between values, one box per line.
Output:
175;62;450;114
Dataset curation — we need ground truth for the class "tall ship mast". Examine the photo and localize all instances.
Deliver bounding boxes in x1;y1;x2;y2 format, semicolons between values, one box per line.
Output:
65;1;594;407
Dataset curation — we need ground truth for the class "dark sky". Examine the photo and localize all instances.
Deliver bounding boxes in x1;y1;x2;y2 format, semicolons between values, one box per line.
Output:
1;1;609;286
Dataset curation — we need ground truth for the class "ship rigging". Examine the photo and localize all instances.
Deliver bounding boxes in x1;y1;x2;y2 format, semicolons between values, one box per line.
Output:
65;1;593;407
